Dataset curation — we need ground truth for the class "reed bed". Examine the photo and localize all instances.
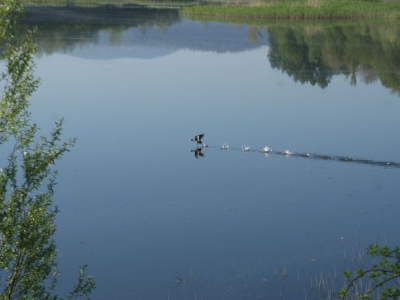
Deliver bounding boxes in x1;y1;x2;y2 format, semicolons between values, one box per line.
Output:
171;237;392;299
181;0;400;20
12;0;400;19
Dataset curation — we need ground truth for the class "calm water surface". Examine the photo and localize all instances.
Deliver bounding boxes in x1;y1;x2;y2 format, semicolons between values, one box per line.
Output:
19;7;400;299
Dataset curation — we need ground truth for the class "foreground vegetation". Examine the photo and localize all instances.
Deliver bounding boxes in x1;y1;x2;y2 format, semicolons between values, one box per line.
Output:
182;0;400;20
0;0;95;298
339;244;400;299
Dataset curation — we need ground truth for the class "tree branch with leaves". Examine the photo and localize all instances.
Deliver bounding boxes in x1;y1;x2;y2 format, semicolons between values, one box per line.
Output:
338;244;400;300
0;1;95;299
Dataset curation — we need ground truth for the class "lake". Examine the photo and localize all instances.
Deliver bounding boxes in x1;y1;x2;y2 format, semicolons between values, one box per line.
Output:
17;6;400;299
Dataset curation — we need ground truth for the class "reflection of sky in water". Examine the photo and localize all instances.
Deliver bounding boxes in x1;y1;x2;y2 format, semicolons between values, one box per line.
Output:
34;46;399;160
23;20;400;299
38;18;269;59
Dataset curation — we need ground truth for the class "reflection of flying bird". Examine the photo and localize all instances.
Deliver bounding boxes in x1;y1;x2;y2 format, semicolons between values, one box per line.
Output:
190;134;204;145
191;148;204;159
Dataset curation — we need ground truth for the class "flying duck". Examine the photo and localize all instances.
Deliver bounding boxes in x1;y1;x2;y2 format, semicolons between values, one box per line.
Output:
190;134;204;145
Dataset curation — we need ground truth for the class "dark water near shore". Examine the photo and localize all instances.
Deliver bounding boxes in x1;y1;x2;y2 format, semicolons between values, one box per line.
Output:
15;6;400;299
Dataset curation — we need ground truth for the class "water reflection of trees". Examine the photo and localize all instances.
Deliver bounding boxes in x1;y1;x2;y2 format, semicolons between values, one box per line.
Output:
246;26;264;44
267;23;400;95
15;8;400;95
18;6;180;55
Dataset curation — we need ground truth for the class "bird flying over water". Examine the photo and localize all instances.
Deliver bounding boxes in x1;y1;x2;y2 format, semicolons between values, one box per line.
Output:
190;134;204;145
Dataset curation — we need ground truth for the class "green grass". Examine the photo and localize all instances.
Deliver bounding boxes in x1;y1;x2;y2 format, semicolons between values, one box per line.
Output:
12;0;400;16
181;0;400;20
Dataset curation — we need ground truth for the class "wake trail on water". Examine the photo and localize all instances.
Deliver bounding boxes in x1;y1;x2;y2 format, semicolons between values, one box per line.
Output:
191;144;400;169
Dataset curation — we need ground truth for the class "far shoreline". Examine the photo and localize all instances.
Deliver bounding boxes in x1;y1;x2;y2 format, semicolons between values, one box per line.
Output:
180;0;400;20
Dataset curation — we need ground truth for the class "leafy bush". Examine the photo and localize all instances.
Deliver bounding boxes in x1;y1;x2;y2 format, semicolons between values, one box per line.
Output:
338;244;400;300
0;0;95;298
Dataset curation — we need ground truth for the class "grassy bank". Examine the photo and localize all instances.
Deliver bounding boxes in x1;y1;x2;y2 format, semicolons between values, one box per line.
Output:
181;0;400;20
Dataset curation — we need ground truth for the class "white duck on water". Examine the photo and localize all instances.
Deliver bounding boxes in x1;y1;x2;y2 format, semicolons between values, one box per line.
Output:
261;146;272;153
283;150;293;156
242;145;250;152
